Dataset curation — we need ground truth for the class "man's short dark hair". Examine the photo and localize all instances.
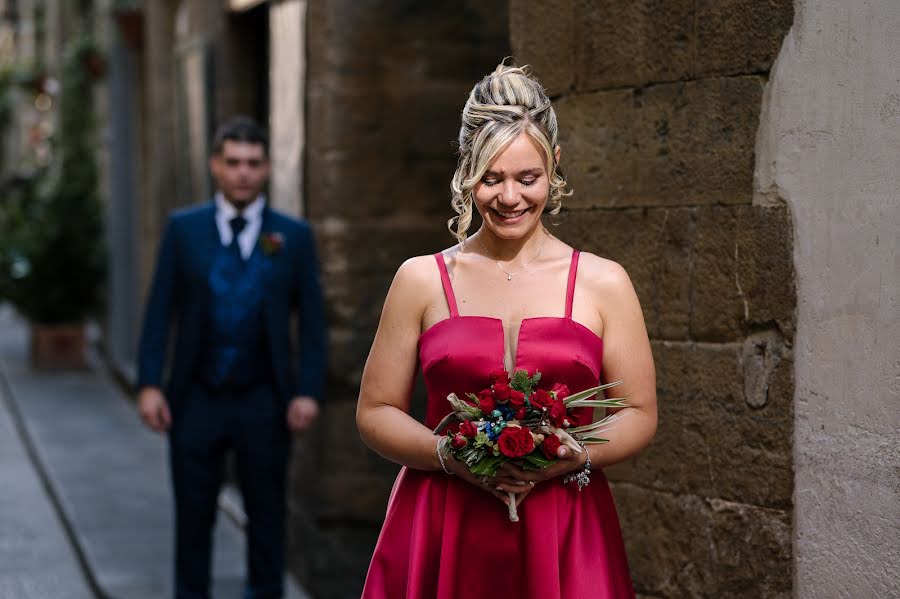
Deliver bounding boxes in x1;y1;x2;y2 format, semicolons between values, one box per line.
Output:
211;116;269;156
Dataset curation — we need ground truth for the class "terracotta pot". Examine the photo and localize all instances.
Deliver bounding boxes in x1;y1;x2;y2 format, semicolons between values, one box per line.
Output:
30;323;87;370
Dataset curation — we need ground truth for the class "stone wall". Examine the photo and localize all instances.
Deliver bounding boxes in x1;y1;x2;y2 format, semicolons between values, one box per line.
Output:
510;1;795;597
299;2;509;596
756;1;900;596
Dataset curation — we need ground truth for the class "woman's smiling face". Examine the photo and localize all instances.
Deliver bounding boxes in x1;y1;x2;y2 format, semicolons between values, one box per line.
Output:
473;132;553;240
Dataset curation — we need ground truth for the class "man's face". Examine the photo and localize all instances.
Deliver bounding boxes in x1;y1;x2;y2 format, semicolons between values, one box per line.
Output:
209;140;270;208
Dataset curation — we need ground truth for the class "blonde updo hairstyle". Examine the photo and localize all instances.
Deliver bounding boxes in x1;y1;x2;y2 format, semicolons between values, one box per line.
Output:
449;62;571;243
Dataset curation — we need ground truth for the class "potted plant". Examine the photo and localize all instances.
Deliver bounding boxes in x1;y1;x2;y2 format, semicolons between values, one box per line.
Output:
1;35;106;369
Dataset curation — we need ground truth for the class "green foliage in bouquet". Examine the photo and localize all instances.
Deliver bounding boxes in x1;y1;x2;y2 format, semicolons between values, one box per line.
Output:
2;35;106;323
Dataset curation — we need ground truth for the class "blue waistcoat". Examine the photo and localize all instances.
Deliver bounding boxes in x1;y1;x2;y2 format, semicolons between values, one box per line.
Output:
197;242;271;388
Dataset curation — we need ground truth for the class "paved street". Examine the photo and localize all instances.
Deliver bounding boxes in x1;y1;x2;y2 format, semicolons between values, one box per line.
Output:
0;305;309;599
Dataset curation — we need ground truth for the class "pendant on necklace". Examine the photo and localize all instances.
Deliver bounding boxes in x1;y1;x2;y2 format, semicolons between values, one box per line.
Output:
507;274;513;281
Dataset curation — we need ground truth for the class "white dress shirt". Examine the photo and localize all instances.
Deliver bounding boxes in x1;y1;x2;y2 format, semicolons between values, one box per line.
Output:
214;194;265;260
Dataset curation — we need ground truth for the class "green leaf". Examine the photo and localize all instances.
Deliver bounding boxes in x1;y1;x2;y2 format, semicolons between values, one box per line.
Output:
523;452;555;468
472;431;490;448
569;414;619;434
565;397;629;409
562;381;624;405
470;455;505;477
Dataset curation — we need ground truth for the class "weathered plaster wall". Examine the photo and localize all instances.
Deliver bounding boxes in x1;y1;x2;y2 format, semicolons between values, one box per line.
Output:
511;2;796;596
756;1;900;596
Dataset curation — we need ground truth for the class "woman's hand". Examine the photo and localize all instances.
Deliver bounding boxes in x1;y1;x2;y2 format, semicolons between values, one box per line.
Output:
443;447;535;507
493;445;588;490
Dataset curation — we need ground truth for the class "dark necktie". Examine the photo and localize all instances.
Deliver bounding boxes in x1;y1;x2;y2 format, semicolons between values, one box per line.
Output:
229;215;247;259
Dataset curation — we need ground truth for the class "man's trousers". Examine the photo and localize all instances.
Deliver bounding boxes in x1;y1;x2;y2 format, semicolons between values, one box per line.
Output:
169;382;289;599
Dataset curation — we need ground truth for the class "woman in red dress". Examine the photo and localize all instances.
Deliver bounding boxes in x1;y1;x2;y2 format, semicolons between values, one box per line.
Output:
356;62;657;599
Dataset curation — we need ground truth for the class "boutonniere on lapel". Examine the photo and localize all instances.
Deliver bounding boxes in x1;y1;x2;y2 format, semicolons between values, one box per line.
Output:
259;232;285;256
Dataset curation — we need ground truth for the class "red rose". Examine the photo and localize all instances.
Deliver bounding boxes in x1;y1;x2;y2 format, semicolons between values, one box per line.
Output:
547;398;567;427
531;389;554;410
459;420;478;438
551;383;570;401
477;389;496;414
450;433;468;449
514;408;526;420
497;426;535;458
541;433;562;459
489;370;509;384
507;389;526;409
493;382;512;403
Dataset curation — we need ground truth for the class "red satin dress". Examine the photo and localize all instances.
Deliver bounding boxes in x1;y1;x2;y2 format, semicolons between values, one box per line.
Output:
361;251;634;599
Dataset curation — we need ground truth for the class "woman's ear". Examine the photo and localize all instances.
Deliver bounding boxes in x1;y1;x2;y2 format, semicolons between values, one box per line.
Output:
554;145;561;165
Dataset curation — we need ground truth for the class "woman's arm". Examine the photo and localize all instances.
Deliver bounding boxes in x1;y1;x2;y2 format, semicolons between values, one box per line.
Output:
356;257;444;471
583;255;657;469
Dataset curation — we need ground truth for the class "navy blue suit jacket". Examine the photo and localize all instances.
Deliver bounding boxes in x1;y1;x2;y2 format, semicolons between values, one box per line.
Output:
136;201;327;410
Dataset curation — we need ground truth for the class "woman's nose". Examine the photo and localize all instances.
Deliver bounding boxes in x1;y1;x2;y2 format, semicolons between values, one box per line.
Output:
497;180;518;205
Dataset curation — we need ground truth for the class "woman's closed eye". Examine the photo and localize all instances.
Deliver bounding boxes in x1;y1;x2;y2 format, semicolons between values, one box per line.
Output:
481;176;539;187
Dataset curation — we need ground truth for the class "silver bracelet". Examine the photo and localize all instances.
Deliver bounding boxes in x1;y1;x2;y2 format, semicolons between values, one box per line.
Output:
436;437;454;475
562;443;591;491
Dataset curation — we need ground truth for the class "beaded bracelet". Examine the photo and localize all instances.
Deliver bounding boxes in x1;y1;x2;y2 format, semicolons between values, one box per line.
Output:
436;437;454;475
562;443;592;491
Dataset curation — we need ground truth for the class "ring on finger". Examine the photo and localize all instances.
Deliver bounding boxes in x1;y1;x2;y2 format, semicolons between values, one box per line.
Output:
481;476;490;488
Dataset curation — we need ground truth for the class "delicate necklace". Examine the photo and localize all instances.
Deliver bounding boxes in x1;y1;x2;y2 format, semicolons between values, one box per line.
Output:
477;234;547;281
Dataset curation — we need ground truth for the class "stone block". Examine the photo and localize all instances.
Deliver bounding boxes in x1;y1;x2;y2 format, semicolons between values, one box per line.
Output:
556;90;636;209
606;340;793;509
612;483;792;598
633;77;764;206
689;204;796;341
555;207;692;340
509;0;575;96
612;484;715;597
556;78;764;208
307;152;455;220
307;81;470;157
573;0;694;90
735;203;796;340
706;498;792;598
695;0;794;77
690;206;744;340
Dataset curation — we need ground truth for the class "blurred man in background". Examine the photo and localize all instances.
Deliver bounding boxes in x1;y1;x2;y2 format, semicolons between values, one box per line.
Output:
136;116;327;599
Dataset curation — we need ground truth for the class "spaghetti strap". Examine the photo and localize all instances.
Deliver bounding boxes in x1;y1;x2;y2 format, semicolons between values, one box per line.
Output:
433;253;459;317
564;250;580;319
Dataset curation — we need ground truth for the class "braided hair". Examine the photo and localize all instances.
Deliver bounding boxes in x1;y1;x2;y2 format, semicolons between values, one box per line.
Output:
448;61;571;243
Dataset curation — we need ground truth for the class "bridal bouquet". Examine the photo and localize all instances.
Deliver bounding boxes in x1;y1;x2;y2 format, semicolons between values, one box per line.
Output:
433;369;627;522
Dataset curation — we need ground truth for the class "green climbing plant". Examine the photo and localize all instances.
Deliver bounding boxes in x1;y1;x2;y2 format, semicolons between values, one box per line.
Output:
2;35;106;323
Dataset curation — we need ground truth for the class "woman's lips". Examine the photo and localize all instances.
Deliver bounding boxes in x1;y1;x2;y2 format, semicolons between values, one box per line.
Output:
491;206;531;224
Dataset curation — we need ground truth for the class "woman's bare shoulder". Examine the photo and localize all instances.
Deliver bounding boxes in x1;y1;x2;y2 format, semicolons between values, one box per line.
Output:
577;251;633;293
391;254;443;294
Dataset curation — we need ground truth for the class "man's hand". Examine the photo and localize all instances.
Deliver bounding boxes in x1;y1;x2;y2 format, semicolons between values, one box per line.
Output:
287;396;320;433
138;387;172;433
